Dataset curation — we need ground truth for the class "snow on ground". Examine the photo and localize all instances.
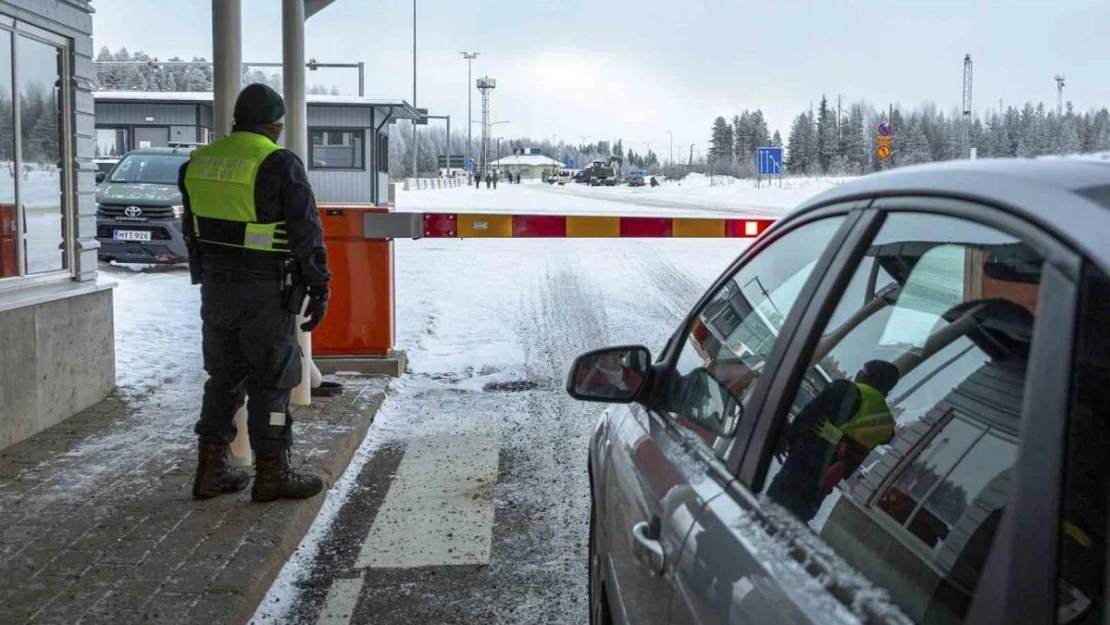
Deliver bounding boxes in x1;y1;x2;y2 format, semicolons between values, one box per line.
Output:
399;174;852;219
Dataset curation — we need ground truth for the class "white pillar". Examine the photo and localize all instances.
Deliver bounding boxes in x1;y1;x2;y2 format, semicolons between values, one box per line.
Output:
212;0;253;466
283;0;313;407
212;0;241;138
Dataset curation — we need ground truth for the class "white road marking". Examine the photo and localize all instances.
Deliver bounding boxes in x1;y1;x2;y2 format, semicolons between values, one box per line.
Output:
314;575;365;625
354;427;499;569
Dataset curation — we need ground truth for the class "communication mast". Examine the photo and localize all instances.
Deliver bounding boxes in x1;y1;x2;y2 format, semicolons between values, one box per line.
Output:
961;54;973;158
476;76;496;173
1055;74;1066;116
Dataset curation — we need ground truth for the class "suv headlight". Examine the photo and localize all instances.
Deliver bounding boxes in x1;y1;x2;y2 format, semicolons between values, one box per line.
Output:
172;205;185;218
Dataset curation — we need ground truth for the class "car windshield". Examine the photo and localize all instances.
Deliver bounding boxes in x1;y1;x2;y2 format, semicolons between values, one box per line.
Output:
108;153;189;185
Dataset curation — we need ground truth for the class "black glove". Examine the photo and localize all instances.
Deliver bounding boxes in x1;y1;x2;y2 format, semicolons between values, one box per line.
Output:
300;284;329;332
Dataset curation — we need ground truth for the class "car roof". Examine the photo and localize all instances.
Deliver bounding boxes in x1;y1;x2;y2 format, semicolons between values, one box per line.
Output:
793;156;1110;273
124;146;196;156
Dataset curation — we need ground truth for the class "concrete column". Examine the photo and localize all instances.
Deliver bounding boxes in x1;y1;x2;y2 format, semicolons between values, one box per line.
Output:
212;0;241;138
283;0;313;407
212;0;252;466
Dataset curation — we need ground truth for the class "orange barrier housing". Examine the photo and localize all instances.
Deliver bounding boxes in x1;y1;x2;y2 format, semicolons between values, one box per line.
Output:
0;204;17;278
313;205;395;357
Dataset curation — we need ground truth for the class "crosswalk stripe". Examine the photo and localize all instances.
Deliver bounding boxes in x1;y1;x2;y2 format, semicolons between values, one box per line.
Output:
354;427;499;569
314;575;365;625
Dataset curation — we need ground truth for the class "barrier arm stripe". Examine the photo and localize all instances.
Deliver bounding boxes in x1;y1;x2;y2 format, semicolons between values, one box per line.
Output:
363;212;775;240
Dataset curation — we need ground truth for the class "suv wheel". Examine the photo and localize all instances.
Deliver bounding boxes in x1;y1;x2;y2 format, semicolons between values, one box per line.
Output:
589;503;612;625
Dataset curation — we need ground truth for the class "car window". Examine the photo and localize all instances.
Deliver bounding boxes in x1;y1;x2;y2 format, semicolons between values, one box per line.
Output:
1056;266;1110;625
762;212;1044;624
109;153;189;185
662;216;845;455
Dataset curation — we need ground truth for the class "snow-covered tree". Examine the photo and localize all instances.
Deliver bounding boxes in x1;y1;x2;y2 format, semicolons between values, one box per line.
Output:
708;116;733;164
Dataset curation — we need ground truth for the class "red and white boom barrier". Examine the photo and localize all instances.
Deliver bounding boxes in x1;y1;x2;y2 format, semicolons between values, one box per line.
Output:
363;212;776;240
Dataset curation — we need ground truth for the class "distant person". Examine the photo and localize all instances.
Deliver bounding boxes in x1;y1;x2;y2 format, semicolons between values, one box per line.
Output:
766;360;899;522
475;171;482;189
485;172;492;189
493;172;499;189
516;172;521;184
650;176;659;187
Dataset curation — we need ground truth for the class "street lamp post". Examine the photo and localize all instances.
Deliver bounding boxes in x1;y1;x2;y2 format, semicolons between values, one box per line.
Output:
460;52;479;169
666;130;673;166
411;0;418;177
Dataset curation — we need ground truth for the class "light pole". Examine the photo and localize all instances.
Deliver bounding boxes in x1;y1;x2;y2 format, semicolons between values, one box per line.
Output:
666;130;673;166
460;52;478;169
411;0;418;177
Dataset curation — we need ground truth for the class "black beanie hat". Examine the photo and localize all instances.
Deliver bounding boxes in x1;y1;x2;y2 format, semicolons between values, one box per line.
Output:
233;83;286;128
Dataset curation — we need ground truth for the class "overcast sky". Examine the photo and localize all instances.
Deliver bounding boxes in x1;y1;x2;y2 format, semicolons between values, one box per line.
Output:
91;0;1110;156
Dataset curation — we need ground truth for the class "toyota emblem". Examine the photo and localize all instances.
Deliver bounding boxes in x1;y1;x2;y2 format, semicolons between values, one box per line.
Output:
124;206;143;218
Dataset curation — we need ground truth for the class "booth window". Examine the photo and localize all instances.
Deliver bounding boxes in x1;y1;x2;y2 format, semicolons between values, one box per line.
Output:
309;128;364;170
377;132;388;174
1;22;71;281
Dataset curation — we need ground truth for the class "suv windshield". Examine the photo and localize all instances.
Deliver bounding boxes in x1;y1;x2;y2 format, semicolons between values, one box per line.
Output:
109;153;189;185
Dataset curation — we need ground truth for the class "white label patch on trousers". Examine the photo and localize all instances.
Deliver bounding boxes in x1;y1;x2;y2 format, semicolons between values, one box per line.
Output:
270;412;286;426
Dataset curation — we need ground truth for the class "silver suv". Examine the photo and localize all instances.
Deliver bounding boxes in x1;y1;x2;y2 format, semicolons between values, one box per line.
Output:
570;157;1110;625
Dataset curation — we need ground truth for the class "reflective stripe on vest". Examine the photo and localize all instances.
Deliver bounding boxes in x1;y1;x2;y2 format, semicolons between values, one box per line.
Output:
839;382;895;449
184;132;287;253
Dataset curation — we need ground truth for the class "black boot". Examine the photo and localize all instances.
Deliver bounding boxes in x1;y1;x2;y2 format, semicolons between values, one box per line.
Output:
251;448;324;502
192;438;250;500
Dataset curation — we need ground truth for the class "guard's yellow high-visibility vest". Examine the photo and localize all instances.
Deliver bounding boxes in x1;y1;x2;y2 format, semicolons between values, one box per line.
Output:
184;132;288;253
816;382;896;449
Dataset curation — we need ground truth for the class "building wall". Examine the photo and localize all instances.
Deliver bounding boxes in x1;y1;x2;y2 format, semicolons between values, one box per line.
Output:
307;106;375;204
0;289;115;449
95;101;200;126
0;0;111;451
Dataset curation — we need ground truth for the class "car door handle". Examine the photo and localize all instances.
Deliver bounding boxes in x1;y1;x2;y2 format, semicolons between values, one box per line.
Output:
631;519;665;575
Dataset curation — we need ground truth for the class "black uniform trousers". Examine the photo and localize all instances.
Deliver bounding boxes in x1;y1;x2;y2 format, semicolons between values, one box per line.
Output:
194;273;302;454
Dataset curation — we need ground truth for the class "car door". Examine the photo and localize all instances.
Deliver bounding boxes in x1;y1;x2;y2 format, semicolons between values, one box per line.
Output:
673;200;1082;624
602;210;857;624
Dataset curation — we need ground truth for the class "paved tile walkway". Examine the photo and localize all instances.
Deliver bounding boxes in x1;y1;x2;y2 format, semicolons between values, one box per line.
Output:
0;376;386;625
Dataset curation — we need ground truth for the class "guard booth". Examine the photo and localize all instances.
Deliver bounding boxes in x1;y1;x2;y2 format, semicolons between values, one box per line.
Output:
93;91;418;205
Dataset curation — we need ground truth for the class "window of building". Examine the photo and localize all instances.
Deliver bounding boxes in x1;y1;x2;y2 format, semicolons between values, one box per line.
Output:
309;128;364;170
663;217;845;455
95;127;129;157
762;212;1045;624
0;24;71;280
377;132;388;174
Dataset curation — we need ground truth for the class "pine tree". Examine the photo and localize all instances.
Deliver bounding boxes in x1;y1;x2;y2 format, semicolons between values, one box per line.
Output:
816;95;837;173
183;66;208;91
901;116;932;165
709;116;733;165
771;130;782;147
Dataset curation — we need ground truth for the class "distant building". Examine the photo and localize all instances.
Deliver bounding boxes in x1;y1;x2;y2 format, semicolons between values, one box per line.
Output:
93;91;419;204
489;151;566;181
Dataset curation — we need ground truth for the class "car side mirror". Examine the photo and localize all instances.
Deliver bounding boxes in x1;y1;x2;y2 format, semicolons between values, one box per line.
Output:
95;172;106;183
566;345;651;403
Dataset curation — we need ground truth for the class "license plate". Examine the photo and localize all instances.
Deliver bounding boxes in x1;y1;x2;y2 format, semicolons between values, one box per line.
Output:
113;230;151;242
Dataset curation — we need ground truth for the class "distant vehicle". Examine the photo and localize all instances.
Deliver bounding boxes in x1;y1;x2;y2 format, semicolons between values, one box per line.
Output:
93;158;120;184
571;157;1110;625
628;175;645;187
555;170;574;185
585;158;620;186
574;170;592;184
96;145;195;264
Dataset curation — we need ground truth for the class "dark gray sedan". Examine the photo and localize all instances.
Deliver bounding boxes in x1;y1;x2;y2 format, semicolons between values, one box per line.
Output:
569;157;1110;625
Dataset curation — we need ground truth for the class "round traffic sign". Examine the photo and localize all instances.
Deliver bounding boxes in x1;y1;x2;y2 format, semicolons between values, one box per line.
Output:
878;121;892;137
876;144;892;160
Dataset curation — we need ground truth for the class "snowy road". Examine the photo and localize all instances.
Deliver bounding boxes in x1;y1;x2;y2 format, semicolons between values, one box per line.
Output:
245;181;825;624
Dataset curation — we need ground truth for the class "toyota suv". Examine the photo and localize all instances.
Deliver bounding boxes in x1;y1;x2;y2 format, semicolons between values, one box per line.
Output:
96;145;194;264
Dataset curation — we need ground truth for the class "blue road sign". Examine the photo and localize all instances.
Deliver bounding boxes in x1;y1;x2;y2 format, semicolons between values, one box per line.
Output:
878;121;892;137
465;157;475;170
757;147;784;176
566;159;576;169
